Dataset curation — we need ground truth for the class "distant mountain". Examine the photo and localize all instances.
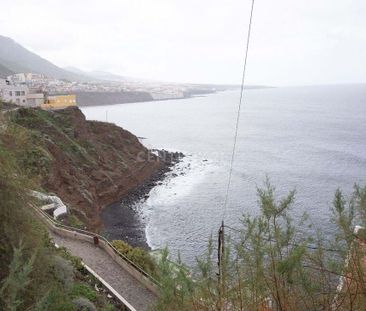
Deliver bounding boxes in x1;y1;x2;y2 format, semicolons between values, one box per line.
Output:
0;35;92;81
89;70;127;82
65;67;127;82
63;66;88;76
0;62;14;78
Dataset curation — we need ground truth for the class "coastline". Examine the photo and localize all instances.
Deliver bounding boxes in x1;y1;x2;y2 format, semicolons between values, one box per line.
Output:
77;93;200;108
76;87;267;108
100;150;184;249
76;89;230;108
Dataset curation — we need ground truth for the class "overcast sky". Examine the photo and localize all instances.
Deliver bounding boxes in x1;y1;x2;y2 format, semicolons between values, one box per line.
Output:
1;0;365;86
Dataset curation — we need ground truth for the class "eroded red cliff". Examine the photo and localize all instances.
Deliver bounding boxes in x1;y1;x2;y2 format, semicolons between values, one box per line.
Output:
14;106;163;229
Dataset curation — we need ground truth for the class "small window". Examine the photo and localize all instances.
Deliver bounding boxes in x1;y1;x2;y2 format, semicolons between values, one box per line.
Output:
15;91;21;96
21;91;25;96
9;91;12;96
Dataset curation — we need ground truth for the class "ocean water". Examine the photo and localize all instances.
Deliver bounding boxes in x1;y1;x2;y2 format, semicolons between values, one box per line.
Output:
81;85;366;264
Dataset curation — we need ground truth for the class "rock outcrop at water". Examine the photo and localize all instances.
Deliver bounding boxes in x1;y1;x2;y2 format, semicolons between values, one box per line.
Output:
116;149;184;206
13;106;165;230
100;148;185;248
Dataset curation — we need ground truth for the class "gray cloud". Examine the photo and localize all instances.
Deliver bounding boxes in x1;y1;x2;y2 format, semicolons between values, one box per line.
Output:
1;0;365;85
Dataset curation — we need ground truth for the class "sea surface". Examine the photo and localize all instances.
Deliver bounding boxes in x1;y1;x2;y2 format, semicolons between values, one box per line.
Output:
81;84;366;265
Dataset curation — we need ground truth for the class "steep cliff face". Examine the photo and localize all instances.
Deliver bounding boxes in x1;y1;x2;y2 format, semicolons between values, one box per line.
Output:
13;107;162;229
75;91;153;106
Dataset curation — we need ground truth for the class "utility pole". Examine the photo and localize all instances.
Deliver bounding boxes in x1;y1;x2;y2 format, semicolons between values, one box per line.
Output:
218;220;225;309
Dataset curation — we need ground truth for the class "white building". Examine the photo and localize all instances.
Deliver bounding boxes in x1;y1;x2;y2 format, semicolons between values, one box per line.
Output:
7;73;26;83
7;73;45;84
26;93;44;107
0;78;9;86
151;90;185;100
0;82;29;106
25;73;44;81
1;77;47;107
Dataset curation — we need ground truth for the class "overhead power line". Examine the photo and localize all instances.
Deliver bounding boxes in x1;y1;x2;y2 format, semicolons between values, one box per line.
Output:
222;0;256;220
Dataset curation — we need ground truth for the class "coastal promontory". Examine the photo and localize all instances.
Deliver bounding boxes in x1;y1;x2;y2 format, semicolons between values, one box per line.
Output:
11;106;164;230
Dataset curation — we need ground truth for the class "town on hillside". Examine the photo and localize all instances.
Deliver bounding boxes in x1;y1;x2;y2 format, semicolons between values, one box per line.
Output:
0;71;222;109
0;73;77;109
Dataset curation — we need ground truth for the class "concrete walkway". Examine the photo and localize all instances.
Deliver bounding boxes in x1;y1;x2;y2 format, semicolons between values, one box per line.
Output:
51;232;157;311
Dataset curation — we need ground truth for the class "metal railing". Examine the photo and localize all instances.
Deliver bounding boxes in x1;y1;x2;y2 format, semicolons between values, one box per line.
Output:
31;204;161;287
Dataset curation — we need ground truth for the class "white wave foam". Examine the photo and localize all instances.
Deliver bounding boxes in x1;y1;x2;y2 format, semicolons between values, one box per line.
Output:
143;154;217;249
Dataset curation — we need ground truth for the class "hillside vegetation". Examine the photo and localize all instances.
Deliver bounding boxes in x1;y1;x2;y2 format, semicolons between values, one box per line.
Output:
10;106;163;229
0;105;121;310
2;102;366;310
155;180;366;311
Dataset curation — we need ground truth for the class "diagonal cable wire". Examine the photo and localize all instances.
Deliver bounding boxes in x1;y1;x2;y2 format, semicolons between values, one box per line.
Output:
222;0;256;220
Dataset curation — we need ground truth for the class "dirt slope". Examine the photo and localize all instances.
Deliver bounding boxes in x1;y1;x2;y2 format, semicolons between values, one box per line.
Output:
13;106;163;229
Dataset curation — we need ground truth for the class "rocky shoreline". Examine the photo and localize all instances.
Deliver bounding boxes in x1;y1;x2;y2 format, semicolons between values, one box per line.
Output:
100;150;185;249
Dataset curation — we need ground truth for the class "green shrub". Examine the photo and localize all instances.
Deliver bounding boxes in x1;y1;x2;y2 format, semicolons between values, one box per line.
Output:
111;240;131;254
56;247;83;271
0;243;35;311
20;146;51;177
112;240;157;277
101;304;115;311
33;289;75;311
154;181;366;311
68;213;85;229
71;283;97;302
72;297;96;311
51;256;75;292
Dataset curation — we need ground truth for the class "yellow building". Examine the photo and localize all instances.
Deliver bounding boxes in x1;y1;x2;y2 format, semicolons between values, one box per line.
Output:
41;94;77;110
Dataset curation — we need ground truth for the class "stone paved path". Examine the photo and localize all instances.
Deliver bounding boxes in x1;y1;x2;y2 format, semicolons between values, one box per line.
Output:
51;233;157;311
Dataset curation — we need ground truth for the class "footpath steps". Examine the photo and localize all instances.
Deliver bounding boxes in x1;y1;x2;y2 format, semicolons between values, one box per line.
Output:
51;232;157;311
